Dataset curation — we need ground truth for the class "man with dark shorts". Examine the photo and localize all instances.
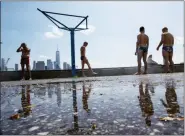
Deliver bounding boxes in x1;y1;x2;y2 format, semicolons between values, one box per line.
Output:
135;26;149;75
80;42;97;77
16;43;32;80
156;27;174;73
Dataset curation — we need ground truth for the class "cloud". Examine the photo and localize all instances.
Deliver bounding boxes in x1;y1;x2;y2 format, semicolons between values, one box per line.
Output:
39;55;52;60
44;25;64;39
79;25;96;35
174;36;184;45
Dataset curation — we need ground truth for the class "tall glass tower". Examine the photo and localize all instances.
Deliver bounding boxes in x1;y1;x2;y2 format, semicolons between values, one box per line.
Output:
56;46;61;70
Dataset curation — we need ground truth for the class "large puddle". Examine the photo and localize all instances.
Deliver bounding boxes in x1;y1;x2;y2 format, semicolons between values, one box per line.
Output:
1;73;184;135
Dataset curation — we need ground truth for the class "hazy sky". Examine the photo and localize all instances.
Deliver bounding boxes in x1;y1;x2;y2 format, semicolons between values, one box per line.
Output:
1;1;184;69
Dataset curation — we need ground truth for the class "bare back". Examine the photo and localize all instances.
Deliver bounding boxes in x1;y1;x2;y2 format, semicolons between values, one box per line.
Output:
162;33;174;46
137;34;149;47
80;46;86;57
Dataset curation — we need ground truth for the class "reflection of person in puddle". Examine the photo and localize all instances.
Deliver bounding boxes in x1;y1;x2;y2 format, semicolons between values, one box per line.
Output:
138;82;154;126
148;83;155;94
20;85;32;117
10;85;32;119
160;81;180;118
82;82;92;113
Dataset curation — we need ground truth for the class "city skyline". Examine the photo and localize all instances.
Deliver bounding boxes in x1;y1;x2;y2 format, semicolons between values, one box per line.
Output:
0;48;72;71
1;1;184;69
0;46;72;71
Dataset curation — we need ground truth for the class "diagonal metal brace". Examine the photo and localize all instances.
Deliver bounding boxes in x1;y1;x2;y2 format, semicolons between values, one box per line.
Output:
37;8;71;31
74;16;88;30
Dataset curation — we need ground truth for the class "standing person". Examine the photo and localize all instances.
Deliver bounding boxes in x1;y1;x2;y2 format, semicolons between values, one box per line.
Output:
16;43;32;80
156;27;174;73
135;26;149;75
80;41;97;77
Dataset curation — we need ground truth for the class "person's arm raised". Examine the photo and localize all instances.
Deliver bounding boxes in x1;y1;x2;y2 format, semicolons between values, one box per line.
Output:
16;46;22;52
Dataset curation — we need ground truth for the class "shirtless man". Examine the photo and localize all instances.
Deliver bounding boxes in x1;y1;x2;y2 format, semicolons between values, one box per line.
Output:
80;42;97;77
16;43;32;80
156;27;174;73
135;26;149;75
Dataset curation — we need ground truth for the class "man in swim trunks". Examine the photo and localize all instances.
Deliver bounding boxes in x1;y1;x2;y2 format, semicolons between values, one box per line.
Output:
135;26;149;75
16;43;32;80
156;27;174;73
80;42;97;77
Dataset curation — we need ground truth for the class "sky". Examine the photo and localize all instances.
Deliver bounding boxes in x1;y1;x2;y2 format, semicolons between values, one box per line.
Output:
1;1;184;69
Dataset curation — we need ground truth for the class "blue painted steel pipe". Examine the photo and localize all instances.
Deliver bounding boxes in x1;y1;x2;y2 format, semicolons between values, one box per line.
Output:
70;31;76;77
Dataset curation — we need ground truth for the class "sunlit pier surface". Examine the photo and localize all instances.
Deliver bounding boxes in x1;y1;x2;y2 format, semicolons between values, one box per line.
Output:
1;73;184;135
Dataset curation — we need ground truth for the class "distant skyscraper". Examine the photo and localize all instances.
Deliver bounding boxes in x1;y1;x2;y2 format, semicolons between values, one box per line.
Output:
15;64;18;71
47;59;53;70
33;61;36;70
1;58;5;71
63;62;68;70
56;46;61;70
36;61;45;70
67;64;71;70
54;61;57;70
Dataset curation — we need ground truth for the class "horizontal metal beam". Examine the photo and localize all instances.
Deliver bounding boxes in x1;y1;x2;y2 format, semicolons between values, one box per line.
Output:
76;28;88;30
58;27;72;31
38;8;86;18
74;28;88;31
74;29;88;32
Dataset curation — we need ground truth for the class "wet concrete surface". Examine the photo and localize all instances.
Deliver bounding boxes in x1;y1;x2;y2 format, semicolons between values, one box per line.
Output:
1;73;184;135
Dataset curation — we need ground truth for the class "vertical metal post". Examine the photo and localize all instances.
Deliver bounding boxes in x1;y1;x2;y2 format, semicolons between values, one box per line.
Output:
70;30;76;77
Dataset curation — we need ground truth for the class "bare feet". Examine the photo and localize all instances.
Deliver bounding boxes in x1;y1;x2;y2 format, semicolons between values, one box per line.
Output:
134;72;141;75
92;71;97;75
20;78;25;81
82;73;86;77
143;71;147;74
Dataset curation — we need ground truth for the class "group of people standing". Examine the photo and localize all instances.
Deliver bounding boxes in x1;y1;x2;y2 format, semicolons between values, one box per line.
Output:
16;26;175;80
135;26;174;75
80;26;175;77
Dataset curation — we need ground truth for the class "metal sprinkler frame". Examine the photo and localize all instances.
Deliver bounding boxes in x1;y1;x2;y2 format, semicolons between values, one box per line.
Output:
37;8;89;77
